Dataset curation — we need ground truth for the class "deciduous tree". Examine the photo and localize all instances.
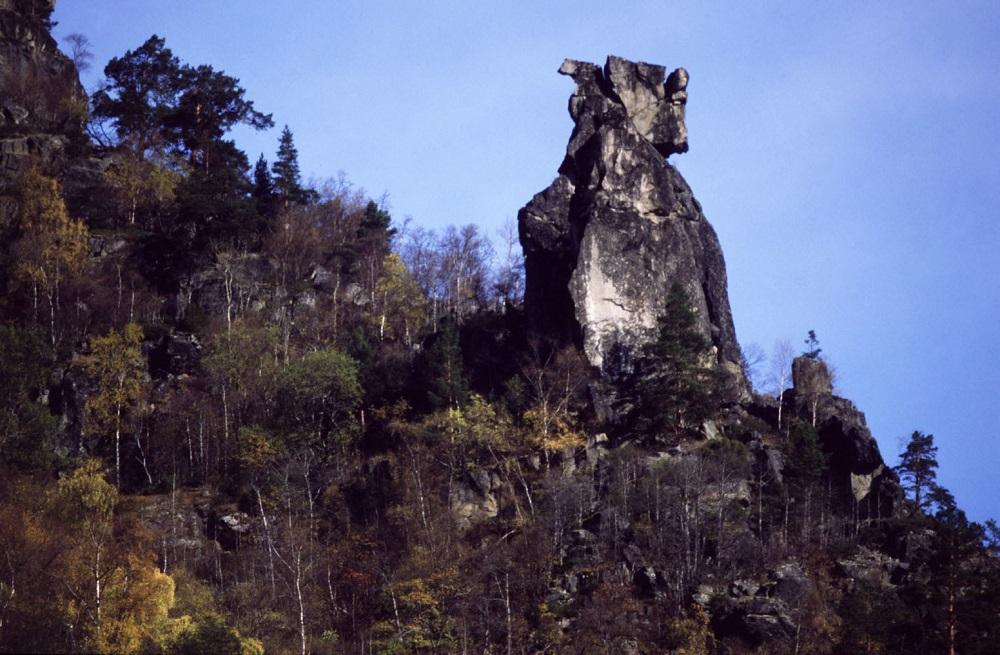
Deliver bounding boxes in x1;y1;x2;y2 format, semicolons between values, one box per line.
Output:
12;166;89;345
82;323;148;488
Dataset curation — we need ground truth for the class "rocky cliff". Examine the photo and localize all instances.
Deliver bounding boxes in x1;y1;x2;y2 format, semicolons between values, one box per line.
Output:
0;0;85;227
518;56;743;389
787;355;900;516
519;54;898;516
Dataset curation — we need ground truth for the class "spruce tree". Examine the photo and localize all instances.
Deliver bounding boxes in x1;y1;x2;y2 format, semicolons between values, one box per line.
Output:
272;125;306;207
252;153;277;220
423;317;468;410
635;283;730;442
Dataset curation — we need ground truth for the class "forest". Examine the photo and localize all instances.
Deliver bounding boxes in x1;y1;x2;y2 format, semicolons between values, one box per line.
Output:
1;5;999;654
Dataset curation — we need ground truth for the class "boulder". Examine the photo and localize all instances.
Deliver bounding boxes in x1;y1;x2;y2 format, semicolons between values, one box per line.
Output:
133;489;220;563
518;56;744;396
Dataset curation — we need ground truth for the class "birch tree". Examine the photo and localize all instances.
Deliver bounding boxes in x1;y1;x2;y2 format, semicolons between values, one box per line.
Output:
82;323;147;488
12;166;89;346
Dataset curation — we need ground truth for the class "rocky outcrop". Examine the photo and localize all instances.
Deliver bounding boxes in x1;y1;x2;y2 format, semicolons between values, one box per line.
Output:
149;329;202;378
707;561;812;646
450;469;500;530
518;55;743;391
788;356;900;517
0;0;85;227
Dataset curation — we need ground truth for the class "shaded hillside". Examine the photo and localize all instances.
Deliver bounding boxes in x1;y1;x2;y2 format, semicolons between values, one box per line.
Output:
0;6;997;654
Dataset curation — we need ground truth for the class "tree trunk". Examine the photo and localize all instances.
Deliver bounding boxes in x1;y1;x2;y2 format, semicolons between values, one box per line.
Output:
295;552;307;655
255;486;277;596
114;404;122;488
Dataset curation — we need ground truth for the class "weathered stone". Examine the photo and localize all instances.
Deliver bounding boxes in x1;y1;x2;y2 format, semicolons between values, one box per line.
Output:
712;562;808;645
450;470;498;530
149;330;202;378
518;56;744;397
836;546;904;587
133;489;220;565
792;356;833;396
0;2;85;225
789;355;901;516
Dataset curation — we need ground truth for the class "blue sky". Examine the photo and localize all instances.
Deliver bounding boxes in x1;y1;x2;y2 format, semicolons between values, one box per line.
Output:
53;1;1000;522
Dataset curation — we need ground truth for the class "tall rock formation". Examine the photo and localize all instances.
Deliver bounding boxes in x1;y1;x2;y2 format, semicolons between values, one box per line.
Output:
0;0;86;227
518;56;743;389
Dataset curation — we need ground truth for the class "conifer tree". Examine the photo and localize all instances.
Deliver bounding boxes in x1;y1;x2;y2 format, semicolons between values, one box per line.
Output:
896;430;939;513
803;329;822;359
423;317;468;410
635;283;730;441
252;153;277;220
272;125;307;207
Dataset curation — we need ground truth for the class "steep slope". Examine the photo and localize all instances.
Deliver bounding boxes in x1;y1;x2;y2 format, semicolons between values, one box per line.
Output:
0;0;85;227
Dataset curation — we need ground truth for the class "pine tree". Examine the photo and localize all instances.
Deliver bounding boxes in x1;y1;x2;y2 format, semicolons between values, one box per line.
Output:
272;125;307;207
803;329;822;359
896;430;939;513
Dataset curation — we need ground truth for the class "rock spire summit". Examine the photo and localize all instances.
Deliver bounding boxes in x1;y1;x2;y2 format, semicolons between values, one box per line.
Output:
518;55;743;388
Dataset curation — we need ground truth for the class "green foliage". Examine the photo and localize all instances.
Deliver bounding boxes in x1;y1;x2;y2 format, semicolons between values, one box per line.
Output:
895;430;938;512
374;253;428;345
275;349;362;448
784;421;827;490
236;425;285;472
82;323;147;429
252;153;277;220
172;140;259;248
422;392;514;458
11;166;89;343
93;35;274;259
803;329;822;359
634;283;731;441
272;125;312;206
421;317;468;410
103;146;183;227
54;457;117;526
93;35;272;161
170;613;248;655
0;324;59;467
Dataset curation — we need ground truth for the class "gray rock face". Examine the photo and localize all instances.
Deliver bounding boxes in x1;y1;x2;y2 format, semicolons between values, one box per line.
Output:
789;356;900;515
792;356;833;396
0;1;85;227
518;56;743;390
709;561;811;646
450;468;500;530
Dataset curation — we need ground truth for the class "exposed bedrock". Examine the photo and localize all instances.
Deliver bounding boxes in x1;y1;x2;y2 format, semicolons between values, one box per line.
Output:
0;0;86;227
518;55;744;391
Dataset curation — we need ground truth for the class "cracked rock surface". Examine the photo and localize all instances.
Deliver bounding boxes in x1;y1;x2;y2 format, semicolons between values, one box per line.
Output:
518;55;743;390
